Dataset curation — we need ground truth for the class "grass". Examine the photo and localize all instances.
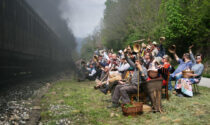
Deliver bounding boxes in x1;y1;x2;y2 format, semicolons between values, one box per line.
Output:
40;79;210;125
203;73;210;78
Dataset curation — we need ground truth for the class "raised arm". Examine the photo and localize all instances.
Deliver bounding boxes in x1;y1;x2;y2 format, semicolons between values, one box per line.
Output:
189;45;196;64
103;51;109;61
158;43;165;57
136;62;148;81
189;52;196;64
173;53;180;62
168;45;179;62
118;63;130;72
125;53;136;68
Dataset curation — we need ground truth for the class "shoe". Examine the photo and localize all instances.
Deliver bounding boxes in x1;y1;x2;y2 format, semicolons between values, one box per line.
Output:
172;90;177;95
94;86;100;90
177;93;184;97
103;99;112;102
107;103;120;108
100;88;108;95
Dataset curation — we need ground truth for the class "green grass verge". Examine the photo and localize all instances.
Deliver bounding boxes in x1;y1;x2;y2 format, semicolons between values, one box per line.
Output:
40;80;210;125
203;73;210;78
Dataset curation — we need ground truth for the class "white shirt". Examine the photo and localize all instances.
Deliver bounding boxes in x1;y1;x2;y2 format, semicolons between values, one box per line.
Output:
152;48;159;57
118;62;130;72
87;68;97;76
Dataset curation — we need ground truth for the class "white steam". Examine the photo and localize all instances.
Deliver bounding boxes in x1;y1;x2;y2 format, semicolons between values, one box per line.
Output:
59;0;106;38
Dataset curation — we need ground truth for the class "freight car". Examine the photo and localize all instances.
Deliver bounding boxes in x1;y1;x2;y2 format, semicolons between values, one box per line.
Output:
0;0;74;80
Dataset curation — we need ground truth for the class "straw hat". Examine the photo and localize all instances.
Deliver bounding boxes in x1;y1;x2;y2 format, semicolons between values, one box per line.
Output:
159;37;166;41
152;41;157;45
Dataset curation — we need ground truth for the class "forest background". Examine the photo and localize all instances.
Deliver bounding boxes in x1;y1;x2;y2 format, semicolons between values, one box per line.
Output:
80;0;210;75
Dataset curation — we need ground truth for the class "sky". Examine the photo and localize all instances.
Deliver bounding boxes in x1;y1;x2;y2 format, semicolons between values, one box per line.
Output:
59;0;106;38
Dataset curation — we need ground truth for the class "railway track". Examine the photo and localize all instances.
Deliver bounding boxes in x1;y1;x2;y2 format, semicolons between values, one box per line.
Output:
0;70;72;124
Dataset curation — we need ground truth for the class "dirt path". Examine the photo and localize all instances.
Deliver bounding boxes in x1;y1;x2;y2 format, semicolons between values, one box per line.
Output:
199;77;210;88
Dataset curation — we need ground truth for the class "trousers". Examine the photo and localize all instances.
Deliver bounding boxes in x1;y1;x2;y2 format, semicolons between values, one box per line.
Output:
112;84;137;104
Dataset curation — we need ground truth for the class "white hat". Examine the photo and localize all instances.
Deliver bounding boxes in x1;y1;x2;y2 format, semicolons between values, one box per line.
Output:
152;41;157;45
160;37;165;41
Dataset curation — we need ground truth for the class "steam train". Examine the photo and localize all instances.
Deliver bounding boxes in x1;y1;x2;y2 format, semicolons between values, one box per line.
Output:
0;0;74;80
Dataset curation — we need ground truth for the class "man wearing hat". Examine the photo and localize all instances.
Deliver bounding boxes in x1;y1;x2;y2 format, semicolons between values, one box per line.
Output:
108;49;148;108
118;50;123;59
157;37;166;57
141;43;147;57
151;41;159;57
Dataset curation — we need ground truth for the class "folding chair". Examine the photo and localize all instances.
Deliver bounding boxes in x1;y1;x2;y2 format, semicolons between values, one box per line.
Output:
193;81;200;94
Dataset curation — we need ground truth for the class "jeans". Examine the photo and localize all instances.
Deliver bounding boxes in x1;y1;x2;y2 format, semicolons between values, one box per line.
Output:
168;74;182;90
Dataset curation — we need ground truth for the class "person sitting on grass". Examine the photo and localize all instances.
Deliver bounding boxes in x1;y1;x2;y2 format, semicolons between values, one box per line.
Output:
108;48;148;108
86;64;97;81
175;45;204;97
168;46;193;91
94;64;123;95
100;69;122;95
77;60;89;82
117;56;131;78
94;66;109;90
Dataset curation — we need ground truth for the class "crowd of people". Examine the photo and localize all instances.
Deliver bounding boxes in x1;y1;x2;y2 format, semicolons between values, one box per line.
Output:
77;37;204;108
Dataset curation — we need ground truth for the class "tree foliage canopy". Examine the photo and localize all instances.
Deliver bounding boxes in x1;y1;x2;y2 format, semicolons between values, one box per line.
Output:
81;0;210;57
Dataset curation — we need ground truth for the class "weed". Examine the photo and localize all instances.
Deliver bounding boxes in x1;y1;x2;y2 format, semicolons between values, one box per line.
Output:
40;80;210;125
